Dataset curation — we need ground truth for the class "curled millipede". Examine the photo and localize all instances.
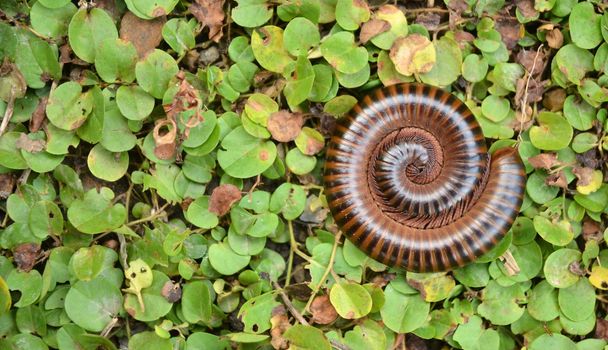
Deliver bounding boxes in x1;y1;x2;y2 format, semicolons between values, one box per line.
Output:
323;83;526;273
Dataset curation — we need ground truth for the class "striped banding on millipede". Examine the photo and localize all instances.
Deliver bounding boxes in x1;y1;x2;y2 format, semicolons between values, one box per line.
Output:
324;83;526;272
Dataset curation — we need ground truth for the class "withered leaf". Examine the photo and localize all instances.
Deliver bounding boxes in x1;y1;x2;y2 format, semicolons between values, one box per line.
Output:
15;133;45;153
267;110;304;142
161;280;182;303
190;0;225;43
30;96;48;133
208;184;242;216
527;153;559;170
542;88;567;112
572;166;595;187
546;29;564;49
270;305;290;350
120;11;165;58
309;294;338;325
13;243;41;272
359;19;390;44
153;119;177;160
545;171;568;188
0;173;15;199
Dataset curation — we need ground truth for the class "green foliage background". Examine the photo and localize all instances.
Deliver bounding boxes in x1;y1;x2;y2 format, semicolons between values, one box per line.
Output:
0;0;608;349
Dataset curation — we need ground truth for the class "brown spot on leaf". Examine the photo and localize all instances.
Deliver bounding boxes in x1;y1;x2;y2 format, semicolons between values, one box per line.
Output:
310;294;338;325
161;281;182;303
527;153;559;170
15;133;45;153
190;0;225;43
208;184;242;216
13;243;40;272
359;19;390;44
305;136;324;155
120;11;165;58
389;34;435;76
259;149;269;161
267;110;304;142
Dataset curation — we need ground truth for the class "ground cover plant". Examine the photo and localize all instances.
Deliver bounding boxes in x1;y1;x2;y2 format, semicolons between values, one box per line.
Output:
0;0;608;349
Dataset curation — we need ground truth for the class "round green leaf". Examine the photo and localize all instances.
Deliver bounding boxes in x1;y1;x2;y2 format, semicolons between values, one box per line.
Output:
67;187;127;234
87;144;128;182
380;284;429;333
116;85;155;121
129;331;172;350
251;26;293;74
217;127;277;179
68;8;118;63
527;280;559;322
186;196;219;229
283;324;331;350
231;0;273;28
320;31;368;74
569;2;602;49
46;82;93;131
477;281;525;325
135;49;179;99
529;333;576;350
208;242;251;276
283;17;320;57
558;278;595;321
335;0;370;30
544;249;581;288
64;277;122;332
329;282;372;319
285;148;317;175
95;38;138;83
529;112;573;150
30;1;77;39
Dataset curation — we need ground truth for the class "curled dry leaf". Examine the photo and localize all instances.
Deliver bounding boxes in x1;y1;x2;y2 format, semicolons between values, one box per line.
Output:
515;0;538;19
516;50;546;77
527;153;559;170
270;305;290;350
389;34;436;76
190;0;226;43
309;294;338;325
120;11;165;58
13;243;41;272
546;29;564;49
542;88;567;111
0;173;15;199
153;118;178;160
208;184;242;216
267;110;304;142
29;96;48;133
359;19;390;44
415;13;441;32
573;166;596;187
582;219;602;241
15;133;45;153
161;280;182;303
495;19;521;50
545;171;568;188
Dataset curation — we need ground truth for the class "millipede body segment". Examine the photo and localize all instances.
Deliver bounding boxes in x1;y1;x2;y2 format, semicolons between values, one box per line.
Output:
324;83;526;272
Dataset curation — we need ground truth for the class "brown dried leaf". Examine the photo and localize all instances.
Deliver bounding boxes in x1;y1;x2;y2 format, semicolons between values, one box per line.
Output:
545;171;568;188
495;19;521;50
359;19;390;44
527;153;559;170
516;50;545;76
310;294;338;325
270;305;290;350
595;318;608;340
190;0;225;43
153;119;177;160
573;166;595;187
29;96;48;132
13;243;40;272
546;29;563;49
267;110;304;142
208;184;242;216
415;13;441;32
543;88;566;112
15;133;45;153
161;280;182;303
120;11;165;58
582;219;602;241
0;173;15;199
516;0;538;19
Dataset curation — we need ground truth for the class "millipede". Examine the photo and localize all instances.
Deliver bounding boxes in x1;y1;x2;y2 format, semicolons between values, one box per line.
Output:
323;83;526;273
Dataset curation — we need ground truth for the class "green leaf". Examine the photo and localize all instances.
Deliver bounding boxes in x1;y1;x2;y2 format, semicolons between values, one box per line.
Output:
67;187;127;234
181;280;212;324
283;17;320;56
269;183;306;220
283;324;331;350
558;278;595;321
380;284;429;333
251;26;293;73
95;38;138;83
335;0;370;30
186;196;219;229
7;269;42;307
329;282;372;319
477;281;525;325
569;2;602;49
231;0;273;28
46;82;93;131
128;332;172;350
135;49;179;99
544;249;581;288
238;292;279;333
527;280;559;322
64;277;122;332
284;56;315;109
217;126;277;178
30;1;77;39
320;31;368;74
208;242;250;275
529;333;576;350
529;112;573;150
116;85;155;121
162;18;195;56
87;144;128;182
124;270;172;322
68;8;118;63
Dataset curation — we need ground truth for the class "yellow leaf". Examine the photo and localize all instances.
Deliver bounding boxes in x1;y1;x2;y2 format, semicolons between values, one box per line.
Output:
589;266;608;290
